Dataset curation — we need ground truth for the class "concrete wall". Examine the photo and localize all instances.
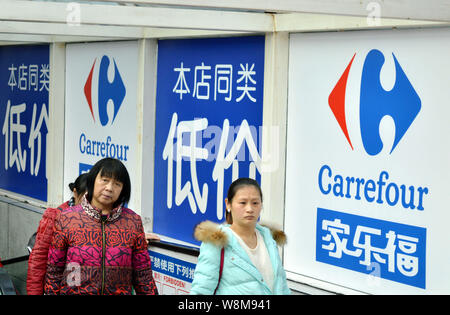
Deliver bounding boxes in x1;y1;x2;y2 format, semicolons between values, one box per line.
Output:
0;196;44;260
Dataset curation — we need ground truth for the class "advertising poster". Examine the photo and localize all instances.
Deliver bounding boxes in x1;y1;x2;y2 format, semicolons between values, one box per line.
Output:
153;36;265;245
0;45;49;201
64;41;139;210
284;29;450;294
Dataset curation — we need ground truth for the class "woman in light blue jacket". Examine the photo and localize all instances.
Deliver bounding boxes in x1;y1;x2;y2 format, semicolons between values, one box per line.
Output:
190;178;291;295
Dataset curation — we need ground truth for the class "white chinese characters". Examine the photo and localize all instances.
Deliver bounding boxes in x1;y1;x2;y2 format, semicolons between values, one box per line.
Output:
2;100;48;176
321;218;420;277
8;63;50;92
173;62;257;103
163;113;262;220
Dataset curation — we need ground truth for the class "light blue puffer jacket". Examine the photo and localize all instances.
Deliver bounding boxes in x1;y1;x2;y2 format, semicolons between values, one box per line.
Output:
190;221;291;295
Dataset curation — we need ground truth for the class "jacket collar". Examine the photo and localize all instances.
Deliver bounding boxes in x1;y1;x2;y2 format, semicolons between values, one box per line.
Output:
193;220;285;292
223;225;279;293
224;224;279;266
193;220;287;247
81;194;122;222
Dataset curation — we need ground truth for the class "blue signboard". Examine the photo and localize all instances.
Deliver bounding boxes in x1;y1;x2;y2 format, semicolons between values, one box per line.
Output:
316;207;426;289
0;45;49;201
153;36;265;244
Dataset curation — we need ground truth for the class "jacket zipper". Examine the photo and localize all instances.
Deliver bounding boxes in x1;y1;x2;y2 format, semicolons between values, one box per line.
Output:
101;216;106;295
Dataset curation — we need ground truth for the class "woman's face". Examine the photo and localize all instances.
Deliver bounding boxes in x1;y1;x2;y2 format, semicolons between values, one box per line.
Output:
225;185;262;228
91;172;123;212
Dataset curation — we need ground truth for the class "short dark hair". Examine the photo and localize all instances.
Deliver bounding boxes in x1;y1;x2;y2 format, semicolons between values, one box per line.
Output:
86;158;131;208
225;177;263;224
68;173;88;195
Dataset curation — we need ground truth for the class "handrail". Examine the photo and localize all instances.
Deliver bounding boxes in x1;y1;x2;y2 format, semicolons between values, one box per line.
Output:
0;241;199;265
148;240;199;257
0;255;29;266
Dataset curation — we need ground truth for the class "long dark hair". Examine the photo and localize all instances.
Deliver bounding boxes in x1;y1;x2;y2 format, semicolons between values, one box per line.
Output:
86;158;131;208
225;177;263;224
68;172;88;195
68;173;88;206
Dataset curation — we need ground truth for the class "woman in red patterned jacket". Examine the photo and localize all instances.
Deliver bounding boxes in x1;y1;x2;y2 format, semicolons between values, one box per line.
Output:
44;158;158;295
27;173;88;295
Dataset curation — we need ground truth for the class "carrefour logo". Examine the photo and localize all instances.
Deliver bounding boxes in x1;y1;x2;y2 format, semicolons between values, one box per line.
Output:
320;50;428;211
79;55;129;162
328;49;421;156
84;55;126;126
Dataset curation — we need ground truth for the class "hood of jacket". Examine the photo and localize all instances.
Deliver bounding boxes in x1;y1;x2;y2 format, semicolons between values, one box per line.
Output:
194;220;287;247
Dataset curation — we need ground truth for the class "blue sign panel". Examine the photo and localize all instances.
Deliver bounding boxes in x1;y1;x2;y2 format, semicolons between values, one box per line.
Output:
79;162;93;175
153;36;265;244
316;207;426;289
0;45;49;201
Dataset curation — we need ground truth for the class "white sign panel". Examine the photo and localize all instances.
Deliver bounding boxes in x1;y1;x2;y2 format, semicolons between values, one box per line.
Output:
64;41;139;210
284;28;450;294
149;249;196;295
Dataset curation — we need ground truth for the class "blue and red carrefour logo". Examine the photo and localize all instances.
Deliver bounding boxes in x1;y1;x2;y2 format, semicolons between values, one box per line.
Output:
328;49;421;156
84;55;126;126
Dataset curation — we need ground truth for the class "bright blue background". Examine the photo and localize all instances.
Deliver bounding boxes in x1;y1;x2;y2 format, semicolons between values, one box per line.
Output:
0;45;49;201
316;207;426;289
153;36;265;245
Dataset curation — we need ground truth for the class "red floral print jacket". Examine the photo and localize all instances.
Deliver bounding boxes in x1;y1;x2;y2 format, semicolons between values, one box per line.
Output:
44;196;158;295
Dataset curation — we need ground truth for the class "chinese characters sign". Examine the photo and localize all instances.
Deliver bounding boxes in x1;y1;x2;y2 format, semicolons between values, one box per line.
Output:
149;250;196;294
0;45;49;201
317;208;426;289
284;29;450;294
172;61;258;103
153;36;265;245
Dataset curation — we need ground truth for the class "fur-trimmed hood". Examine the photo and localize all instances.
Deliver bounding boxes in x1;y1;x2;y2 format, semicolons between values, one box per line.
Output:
194;220;287;247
